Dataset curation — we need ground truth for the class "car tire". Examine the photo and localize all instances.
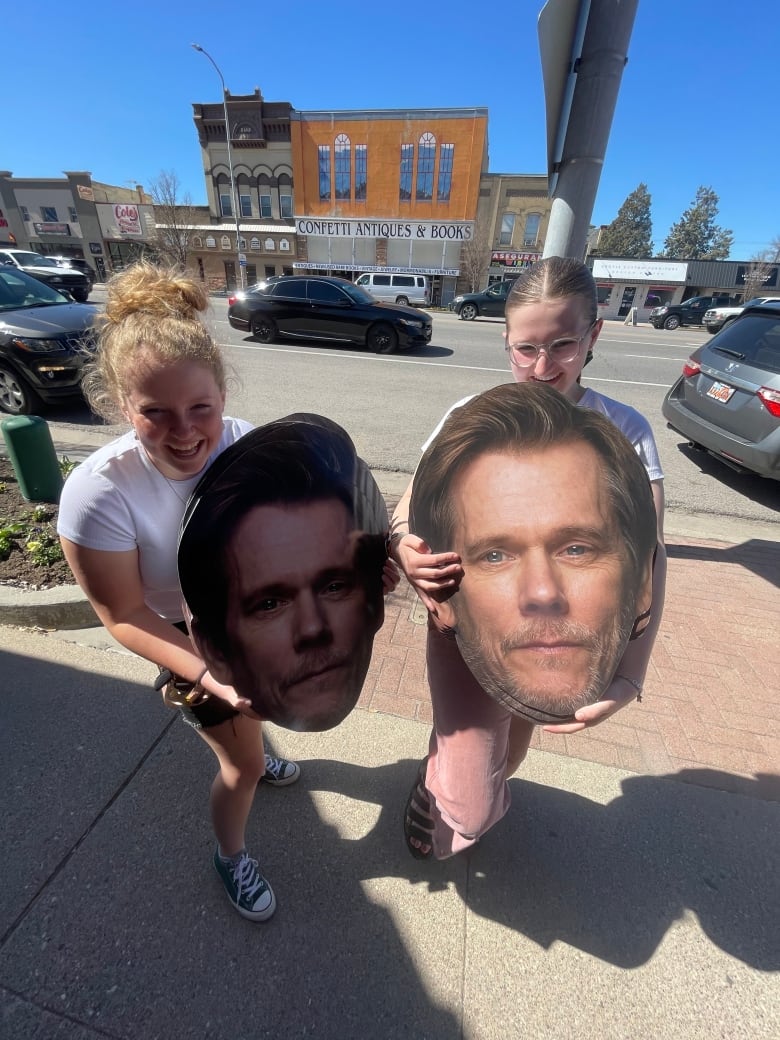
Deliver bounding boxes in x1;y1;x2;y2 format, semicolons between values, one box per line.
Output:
663;315;681;330
250;315;277;343
459;303;478;321
72;288;89;303
705;326;720;335
0;364;41;415
395;295;409;306
368;323;398;354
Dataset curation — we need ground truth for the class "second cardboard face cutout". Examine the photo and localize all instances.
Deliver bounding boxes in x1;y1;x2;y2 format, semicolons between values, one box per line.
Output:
410;383;656;725
178;414;388;732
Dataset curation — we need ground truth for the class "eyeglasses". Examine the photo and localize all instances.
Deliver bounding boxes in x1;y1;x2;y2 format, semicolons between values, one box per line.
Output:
506;322;596;368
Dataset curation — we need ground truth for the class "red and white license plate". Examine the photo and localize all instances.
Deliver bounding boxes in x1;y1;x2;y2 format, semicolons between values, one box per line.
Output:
706;380;736;403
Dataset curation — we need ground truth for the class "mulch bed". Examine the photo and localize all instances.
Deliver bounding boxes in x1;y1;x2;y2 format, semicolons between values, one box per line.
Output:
0;456;74;589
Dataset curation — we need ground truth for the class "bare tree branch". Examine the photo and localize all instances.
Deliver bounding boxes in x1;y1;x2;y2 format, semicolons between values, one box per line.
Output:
150;170;200;269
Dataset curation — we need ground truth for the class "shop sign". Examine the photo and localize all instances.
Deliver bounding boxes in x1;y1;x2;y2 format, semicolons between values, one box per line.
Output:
77;184;95;201
113;204;142;236
89;242;103;254
491;251;541;267
293;262;459;276
33;222;70;236
295;218;473;241
592;259;687;282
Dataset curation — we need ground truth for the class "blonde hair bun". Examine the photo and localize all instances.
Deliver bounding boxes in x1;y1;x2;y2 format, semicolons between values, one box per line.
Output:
104;261;209;325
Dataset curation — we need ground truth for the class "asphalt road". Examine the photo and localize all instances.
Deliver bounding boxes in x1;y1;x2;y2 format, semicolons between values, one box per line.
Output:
43;302;779;530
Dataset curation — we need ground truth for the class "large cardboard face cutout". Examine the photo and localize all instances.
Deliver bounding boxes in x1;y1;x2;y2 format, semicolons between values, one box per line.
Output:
178;414;388;731
410;383;656;725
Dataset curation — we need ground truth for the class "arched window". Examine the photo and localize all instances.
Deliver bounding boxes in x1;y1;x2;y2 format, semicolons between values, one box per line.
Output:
279;238;290;252
192;235;203;249
250;236;261;250
437;143;454;202
221;235;231;250
318;144;331;201
265;237;275;251
205;236;216;248
416;132;436;201
335;133;351;201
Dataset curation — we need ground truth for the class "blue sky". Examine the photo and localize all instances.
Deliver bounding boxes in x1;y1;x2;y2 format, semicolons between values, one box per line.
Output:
5;0;774;259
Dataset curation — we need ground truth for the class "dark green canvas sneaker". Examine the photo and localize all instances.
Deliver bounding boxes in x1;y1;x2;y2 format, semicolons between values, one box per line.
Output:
213;849;277;921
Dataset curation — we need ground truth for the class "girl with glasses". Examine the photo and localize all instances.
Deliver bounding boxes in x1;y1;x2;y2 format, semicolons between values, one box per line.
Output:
389;255;666;860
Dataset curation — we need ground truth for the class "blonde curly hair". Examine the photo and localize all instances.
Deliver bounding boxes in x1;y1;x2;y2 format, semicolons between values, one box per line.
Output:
82;262;226;422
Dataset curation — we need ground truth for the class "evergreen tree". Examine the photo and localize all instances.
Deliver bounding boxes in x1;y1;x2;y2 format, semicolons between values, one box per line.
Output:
595;183;653;257
662;186;733;260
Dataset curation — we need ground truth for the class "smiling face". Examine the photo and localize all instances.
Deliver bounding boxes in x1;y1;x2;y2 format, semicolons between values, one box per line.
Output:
504;296;602;402
435;444;650;724
121;355;226;480
206;499;380;731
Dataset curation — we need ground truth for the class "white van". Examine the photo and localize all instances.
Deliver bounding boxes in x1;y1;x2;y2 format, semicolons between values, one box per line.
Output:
355;272;430;307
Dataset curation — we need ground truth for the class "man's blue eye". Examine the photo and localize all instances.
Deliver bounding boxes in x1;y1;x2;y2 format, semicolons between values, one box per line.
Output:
565;545;588;556
483;550;505;563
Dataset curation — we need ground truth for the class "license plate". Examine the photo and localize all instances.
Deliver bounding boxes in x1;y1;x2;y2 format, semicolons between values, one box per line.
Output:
706;381;736;403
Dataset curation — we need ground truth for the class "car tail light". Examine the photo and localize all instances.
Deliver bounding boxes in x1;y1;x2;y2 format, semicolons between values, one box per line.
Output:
682;358;701;378
227;294;237;306
757;386;780;417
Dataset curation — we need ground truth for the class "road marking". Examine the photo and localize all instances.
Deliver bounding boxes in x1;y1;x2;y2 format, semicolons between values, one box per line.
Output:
624;354;688;361
219;342;671;387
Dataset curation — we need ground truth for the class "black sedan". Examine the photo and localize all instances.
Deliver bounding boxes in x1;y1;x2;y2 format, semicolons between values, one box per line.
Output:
450;279;516;320
0;266;97;414
227;275;432;354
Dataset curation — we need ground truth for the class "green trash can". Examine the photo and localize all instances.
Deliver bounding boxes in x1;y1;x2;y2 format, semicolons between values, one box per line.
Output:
1;415;64;504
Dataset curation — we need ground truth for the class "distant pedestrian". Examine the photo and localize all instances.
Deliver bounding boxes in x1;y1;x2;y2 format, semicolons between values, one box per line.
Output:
58;262;300;921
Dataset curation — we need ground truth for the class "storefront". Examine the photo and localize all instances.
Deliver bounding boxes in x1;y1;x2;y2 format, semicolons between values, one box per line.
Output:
487;250;542;285
591;258;689;320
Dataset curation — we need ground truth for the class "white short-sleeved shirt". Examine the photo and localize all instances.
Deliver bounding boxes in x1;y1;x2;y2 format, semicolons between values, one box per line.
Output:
57;418;253;620
422;387;663;483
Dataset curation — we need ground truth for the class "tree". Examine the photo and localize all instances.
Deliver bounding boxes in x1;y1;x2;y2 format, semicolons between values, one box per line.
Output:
661;186;733;260
150;170;200;269
459;218;492;292
593;183;653;257
741;251;775;301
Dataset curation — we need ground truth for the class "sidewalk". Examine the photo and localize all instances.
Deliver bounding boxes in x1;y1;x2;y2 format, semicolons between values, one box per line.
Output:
1;429;778;1039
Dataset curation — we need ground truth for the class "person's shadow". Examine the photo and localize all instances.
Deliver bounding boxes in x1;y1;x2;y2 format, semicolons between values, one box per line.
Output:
298;759;780;972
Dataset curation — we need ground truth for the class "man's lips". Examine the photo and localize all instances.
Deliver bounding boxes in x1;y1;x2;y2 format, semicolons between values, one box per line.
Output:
288;660;349;687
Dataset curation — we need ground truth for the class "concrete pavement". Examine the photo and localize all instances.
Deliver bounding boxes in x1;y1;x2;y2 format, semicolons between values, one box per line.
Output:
1;427;778;1039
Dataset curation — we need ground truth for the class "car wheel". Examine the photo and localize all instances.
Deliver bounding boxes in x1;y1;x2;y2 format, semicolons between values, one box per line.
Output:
395;295;409;306
459;303;478;321
368;323;398;354
72;288;89;303
705;326;719;335
250;315;276;343
663;315;681;330
0;364;40;415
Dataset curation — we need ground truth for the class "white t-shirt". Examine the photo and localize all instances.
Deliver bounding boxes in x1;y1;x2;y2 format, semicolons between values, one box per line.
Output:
57;418;253;620
422;387;663;482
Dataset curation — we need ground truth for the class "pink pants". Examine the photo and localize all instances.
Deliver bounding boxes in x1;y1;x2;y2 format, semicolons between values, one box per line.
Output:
425;621;534;859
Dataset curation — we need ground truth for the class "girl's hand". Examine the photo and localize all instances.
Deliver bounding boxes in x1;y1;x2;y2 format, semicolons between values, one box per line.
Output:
394;533;463;611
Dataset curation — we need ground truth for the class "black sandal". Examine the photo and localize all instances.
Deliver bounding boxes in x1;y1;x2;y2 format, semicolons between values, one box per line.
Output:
404;758;434;860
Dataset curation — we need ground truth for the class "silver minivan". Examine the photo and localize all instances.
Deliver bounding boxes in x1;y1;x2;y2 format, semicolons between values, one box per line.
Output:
355;272;430;307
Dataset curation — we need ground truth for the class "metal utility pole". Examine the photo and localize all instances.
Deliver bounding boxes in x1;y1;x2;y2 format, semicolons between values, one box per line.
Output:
191;43;245;290
539;0;638;260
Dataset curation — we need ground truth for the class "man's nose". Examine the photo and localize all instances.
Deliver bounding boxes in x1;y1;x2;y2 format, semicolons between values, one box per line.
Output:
517;552;567;615
293;591;332;647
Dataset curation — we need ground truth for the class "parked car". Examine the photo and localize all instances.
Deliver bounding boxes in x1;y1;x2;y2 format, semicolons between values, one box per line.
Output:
702;297;778;335
649;294;734;331
354;272;430;307
662;299;780;480
0;265;97;414
0;249;91;302
227;275;432;354
450;280;516;321
47;255;96;290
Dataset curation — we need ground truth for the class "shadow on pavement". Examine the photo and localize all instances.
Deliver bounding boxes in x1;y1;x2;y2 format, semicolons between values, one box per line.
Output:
666;537;780;589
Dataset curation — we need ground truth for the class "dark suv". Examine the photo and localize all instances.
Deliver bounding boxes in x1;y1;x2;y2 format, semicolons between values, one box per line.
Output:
227;275;432;354
0;265;96;414
0;249;91;302
649;295;734;331
450;279;516;321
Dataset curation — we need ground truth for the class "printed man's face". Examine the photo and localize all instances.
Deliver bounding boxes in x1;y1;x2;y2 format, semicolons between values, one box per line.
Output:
436;444;651;724
202;499;380;730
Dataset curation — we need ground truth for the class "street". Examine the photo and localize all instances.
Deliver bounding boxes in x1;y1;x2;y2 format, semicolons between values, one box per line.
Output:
209;305;778;529
45;303;778;530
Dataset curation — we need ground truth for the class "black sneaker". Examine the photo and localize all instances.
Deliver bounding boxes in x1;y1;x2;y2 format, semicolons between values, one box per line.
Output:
212;849;276;921
261;754;301;787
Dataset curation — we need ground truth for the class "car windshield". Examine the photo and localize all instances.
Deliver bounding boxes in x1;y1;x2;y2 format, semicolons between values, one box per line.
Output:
0;269;71;311
11;251;60;268
340;282;374;304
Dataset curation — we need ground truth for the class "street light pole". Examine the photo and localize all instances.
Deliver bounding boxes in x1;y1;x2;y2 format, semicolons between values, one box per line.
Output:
191;42;244;290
